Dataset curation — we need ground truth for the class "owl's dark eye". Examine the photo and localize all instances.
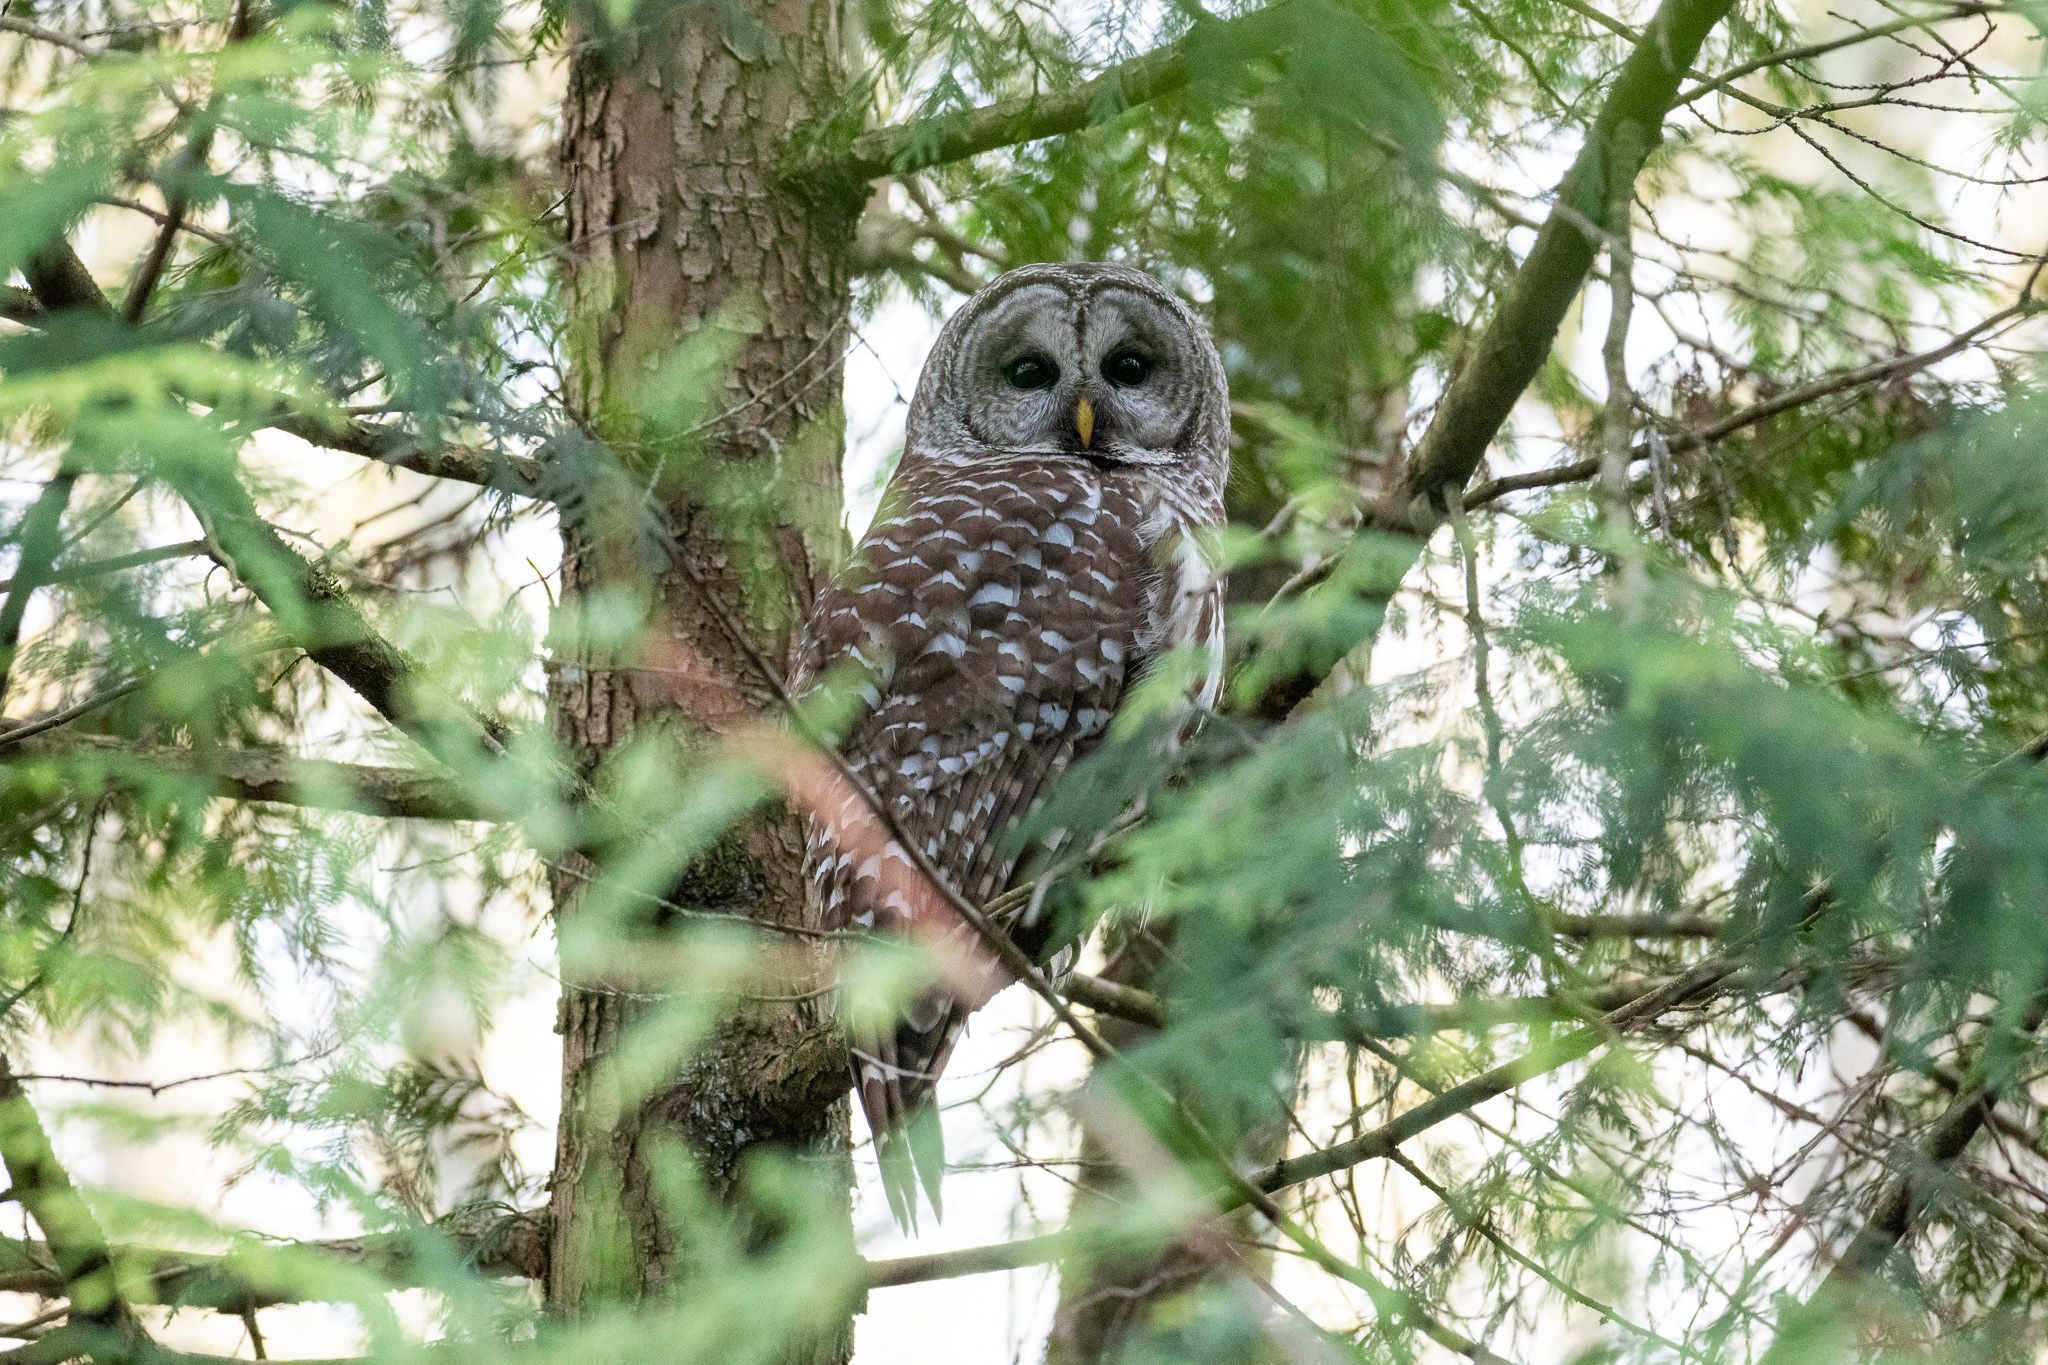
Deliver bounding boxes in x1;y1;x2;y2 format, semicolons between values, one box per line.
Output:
1005;354;1058;390
1102;349;1152;386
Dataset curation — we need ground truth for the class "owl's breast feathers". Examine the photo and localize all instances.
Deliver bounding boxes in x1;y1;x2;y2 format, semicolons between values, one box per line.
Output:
799;457;1216;935
794;456;1219;1225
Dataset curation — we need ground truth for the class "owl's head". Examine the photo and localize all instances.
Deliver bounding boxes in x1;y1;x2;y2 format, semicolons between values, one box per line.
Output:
905;263;1229;486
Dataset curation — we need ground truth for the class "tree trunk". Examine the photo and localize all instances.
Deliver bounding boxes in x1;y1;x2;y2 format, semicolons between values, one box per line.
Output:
1045;925;1258;1362
545;1;861;1355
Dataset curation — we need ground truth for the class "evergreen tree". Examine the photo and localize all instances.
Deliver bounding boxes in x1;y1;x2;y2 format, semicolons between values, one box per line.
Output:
1;0;2044;1359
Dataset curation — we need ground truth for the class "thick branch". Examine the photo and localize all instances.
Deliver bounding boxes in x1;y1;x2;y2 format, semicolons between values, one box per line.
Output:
1065;957;1743;1039
0;1056;144;1350
2;287;43;325
266;414;547;498
1385;0;1735;525
789;9;1285;186
4;732;487;822
0;541;207;595
0;1207;546;1312
21;242;111;316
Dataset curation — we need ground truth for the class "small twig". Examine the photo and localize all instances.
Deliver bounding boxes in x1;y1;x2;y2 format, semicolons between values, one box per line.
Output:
7;1042;342;1101
1465;301;2034;509
1597;121;1646;608
0;14;106;59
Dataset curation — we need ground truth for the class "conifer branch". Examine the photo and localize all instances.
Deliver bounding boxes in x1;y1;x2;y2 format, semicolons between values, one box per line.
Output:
866;949;1747;1289
788;8;1288;186
0;245;108;714
1464;301;2034;508
1243;0;1737;719
0;541;208;595
1832;1000;2048;1271
174;460;510;753
1384;0;1737;526
1755;988;2048;1359
0;473;78;715
11;238;512;759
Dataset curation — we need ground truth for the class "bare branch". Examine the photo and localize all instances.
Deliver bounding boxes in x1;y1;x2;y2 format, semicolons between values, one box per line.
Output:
4;732;488;822
851;209;987;294
1843;1006;2048;1164
866;948;1748;1290
1465;301;2036;509
1668;2;1999;110
265;414;548;498
1066;954;1749;1040
1827;991;2048;1285
0;677;160;751
1756;989;2048;1359
0;14;107;60
1062;969;1168;1028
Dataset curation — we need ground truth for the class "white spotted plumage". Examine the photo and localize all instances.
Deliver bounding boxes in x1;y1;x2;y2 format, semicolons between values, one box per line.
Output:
793;263;1228;1229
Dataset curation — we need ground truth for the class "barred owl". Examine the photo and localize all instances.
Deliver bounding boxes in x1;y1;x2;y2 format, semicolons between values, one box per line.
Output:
796;263;1229;1227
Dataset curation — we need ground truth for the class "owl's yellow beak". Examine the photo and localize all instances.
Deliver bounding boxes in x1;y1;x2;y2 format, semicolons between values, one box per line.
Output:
1075;396;1095;449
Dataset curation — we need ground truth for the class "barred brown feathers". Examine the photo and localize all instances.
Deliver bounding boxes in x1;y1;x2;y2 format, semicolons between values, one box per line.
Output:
794;263;1229;1228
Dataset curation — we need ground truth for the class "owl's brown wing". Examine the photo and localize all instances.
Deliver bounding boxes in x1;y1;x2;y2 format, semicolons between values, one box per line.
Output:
798;457;1155;1228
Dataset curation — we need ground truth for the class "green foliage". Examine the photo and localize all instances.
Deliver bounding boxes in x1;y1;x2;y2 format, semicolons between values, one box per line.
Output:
1;0;2045;1361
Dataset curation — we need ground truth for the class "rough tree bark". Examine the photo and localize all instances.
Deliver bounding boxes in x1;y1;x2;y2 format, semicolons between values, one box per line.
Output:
546;0;860;1354
1045;926;1252;1361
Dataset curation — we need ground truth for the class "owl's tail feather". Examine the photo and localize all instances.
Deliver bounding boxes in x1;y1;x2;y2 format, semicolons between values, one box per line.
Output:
853;999;963;1233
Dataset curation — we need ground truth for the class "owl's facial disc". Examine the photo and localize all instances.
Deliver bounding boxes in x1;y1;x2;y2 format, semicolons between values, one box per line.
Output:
955;279;1212;468
1074;288;1206;465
